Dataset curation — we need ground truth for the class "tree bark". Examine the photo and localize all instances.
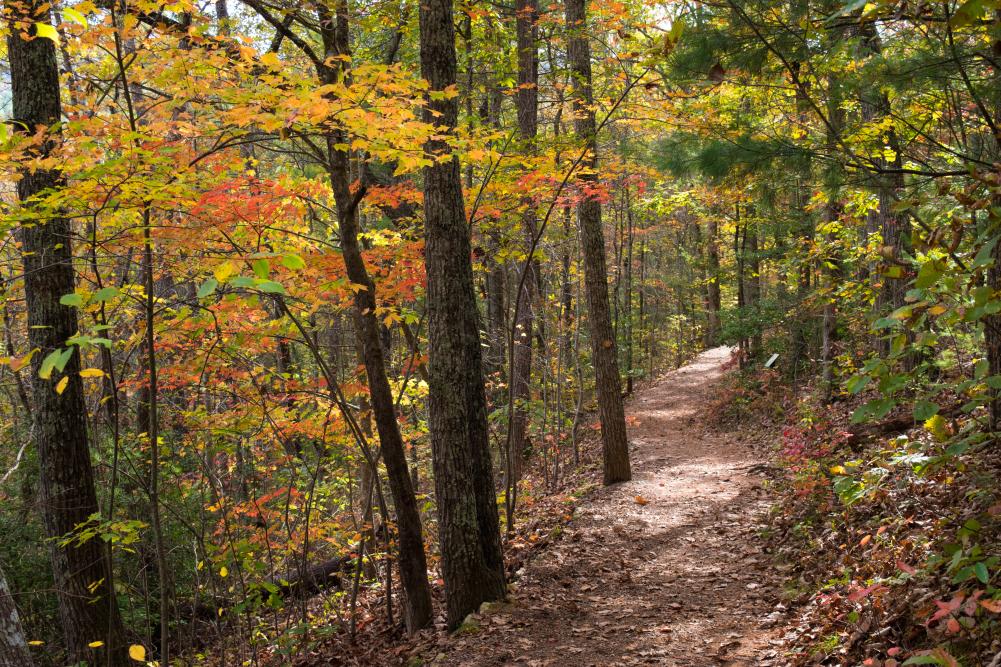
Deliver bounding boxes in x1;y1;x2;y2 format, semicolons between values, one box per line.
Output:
5;2;128;662
317;0;433;633
704;218;722;346
0;561;32;667
745;217;762;359
419;0;506;630
564;0;631;484
505;0;540;533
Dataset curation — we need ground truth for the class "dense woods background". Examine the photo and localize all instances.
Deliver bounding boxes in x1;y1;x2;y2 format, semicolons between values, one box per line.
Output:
1;0;1000;664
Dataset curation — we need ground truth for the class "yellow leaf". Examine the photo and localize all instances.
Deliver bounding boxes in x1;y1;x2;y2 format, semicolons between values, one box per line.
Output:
28;640;44;646
213;261;236;283
219;566;228;578
927;304;947;316
924;414;951;442
260;51;281;69
128;644;146;662
829;465;847;475
34;23;60;44
55;376;69;395
80;368;105;378
88;640;105;648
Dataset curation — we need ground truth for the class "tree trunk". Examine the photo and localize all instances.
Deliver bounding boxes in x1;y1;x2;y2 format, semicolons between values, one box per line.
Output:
564;0;631;485
745;217;762;359
704;218;722;346
0;561;32;667
419;0;506;630
735;215;747;366
505;0;540;533
317;0;433;633
5;3;128;662
624;186;634;393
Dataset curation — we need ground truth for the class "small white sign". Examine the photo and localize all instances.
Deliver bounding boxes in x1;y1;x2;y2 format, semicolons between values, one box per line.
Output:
764;353;779;368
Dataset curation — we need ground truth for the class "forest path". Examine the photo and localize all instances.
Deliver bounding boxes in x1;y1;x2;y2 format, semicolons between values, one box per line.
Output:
435;347;784;666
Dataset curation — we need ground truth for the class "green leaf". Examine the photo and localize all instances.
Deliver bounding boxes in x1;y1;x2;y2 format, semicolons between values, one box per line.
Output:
53;347;74;374
903;654;951;665
829;0;868;21
281;254;306;271
915;259;943;289
913;400;939;421
230;276;255;288
60;293;84;308
974;561;989;584
952;0;990;25
972;238;997;269
846;374;870;395
38;347;73;380
252;259;270;279
34;22;59;44
852;398;896;424
256;280;287;295
38;349;61;380
197;278;218;298
93;287;119;302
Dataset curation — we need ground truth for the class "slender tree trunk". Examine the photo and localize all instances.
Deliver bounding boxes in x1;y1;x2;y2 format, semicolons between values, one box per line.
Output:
419;0;506;629
0;561;32;667
5;3;128;662
746;217;762;359
735;213;747;366
317;0;433;632
624;186;634;393
821;58;846;401
505;0;540;533
987;10;1001;429
564;0;631;484
704;218;722;346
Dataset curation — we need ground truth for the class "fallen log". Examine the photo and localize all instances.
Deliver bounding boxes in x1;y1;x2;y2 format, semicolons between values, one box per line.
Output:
273;555;353;598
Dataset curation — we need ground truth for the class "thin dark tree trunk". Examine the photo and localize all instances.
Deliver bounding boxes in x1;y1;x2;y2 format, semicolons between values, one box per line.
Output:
624;186;634;393
564;0;631;484
5;3;127;662
704;218;722;346
746;217;762;359
317;0;432;633
419;0;506;630
505;0;540;534
735;212;747;366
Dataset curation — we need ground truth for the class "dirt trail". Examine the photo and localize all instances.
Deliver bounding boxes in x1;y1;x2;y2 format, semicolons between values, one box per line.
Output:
436;347;784;666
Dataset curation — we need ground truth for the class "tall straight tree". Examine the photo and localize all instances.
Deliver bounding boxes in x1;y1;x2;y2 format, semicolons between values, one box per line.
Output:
419;0;507;629
505;0;540;532
564;0;631;484
316;0;434;633
241;0;435;633
5;1;128;662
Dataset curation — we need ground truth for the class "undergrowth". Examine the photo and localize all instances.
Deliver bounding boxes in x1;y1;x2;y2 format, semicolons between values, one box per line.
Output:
713;360;1001;666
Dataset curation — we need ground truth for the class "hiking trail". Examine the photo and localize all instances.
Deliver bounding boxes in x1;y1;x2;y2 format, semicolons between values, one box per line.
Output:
433;347;786;666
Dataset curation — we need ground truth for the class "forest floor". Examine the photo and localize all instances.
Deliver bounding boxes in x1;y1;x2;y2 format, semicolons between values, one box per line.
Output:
422;347;788;666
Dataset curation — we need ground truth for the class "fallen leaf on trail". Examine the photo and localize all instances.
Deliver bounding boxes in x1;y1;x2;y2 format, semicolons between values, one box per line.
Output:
634;495;648;505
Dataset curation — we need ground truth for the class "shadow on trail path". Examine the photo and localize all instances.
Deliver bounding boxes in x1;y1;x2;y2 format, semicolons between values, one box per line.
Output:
437;347;785;666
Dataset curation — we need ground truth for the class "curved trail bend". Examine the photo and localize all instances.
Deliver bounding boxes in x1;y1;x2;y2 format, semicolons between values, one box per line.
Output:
438;347;784;666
